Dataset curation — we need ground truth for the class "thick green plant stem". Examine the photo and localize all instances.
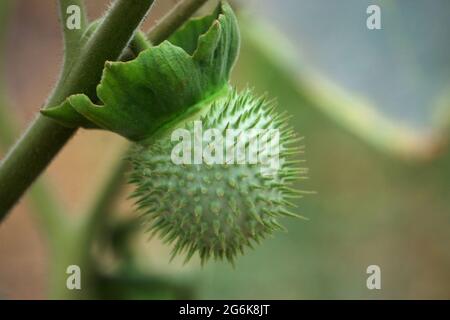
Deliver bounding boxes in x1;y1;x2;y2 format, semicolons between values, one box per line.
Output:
0;118;74;221
0;0;155;222
148;0;209;45
0;107;65;244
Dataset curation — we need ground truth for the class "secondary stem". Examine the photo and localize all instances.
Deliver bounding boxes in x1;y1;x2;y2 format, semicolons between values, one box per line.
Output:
148;0;209;45
0;0;155;221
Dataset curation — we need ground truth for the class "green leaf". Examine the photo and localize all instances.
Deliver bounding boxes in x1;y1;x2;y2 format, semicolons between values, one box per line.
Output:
42;1;240;141
41;98;99;128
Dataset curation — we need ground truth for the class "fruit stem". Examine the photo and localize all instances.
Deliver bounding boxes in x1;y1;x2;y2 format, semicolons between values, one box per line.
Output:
148;0;209;45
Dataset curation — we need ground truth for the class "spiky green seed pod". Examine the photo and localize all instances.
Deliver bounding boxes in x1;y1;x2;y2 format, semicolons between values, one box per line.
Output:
130;90;306;264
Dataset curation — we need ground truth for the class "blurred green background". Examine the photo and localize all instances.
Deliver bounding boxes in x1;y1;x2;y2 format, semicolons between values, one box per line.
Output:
1;0;450;299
